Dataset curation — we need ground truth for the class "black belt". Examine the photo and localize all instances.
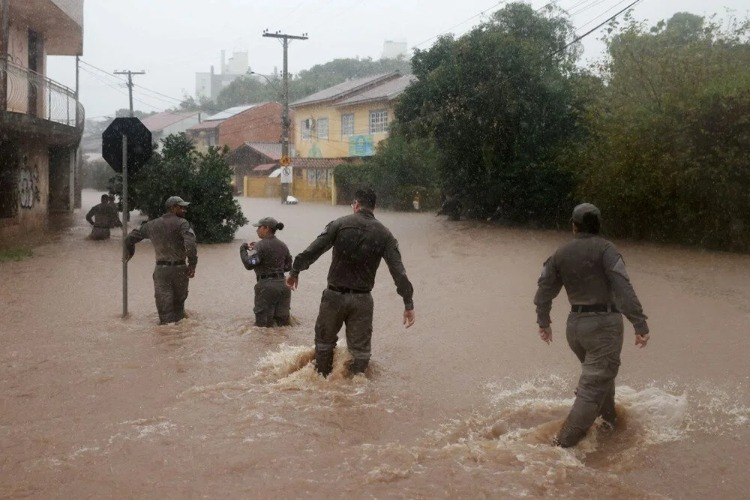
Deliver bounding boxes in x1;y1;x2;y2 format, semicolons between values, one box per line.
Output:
156;260;186;266
571;304;619;313
328;285;369;294
257;272;285;281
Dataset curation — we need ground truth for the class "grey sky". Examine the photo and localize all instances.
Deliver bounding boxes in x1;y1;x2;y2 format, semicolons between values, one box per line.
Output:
47;0;749;119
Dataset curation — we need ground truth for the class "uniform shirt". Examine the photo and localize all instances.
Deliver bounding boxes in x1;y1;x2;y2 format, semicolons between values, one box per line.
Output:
125;213;198;269
534;232;649;334
86;202;122;228
240;235;292;277
290;209;414;310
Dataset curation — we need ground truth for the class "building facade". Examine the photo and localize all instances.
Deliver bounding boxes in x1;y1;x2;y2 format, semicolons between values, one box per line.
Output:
0;0;84;241
288;73;414;204
187;102;286;153
140;111;201;151
290;72;413;160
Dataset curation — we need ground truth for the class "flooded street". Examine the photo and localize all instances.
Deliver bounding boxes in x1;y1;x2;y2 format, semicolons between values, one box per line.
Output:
1;189;749;498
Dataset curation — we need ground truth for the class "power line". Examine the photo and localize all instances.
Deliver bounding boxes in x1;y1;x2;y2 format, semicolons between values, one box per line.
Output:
413;0;510;49
79;59;184;104
553;0;642;55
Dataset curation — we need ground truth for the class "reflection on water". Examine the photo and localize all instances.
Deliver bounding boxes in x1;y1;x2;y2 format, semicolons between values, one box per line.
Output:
1;189;749;498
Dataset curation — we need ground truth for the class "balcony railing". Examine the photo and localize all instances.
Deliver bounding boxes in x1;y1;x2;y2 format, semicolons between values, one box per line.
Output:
0;56;84;130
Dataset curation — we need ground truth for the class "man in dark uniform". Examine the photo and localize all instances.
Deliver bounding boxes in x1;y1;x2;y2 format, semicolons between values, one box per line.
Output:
125;196;198;325
534;203;650;447
286;188;416;377
86;194;122;240
240;216;293;327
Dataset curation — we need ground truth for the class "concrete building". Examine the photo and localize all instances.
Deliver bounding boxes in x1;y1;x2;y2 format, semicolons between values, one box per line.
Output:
195;50;249;101
382;40;408;60
0;0;84;241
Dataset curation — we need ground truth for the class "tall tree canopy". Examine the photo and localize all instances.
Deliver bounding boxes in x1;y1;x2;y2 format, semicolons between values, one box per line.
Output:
395;3;581;223
572;12;750;249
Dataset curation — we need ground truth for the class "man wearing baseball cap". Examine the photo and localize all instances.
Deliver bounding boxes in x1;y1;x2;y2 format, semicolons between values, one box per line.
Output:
125;195;198;324
534;203;650;447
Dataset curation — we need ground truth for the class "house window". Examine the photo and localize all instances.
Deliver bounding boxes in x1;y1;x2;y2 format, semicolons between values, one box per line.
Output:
341;113;355;137
301;119;312;140
317;118;329;140
369;110;388;134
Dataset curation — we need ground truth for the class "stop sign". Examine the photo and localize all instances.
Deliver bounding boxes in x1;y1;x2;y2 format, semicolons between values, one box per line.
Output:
102;117;153;173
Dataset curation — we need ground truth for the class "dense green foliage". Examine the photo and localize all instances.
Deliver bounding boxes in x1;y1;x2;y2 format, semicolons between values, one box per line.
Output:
110;133;248;243
334;130;442;210
211;57;412;110
571;12;750;250
0;247;33;262
393;3;580;224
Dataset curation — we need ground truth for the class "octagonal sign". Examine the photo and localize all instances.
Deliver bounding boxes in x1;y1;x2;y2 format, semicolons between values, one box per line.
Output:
102;117;153;174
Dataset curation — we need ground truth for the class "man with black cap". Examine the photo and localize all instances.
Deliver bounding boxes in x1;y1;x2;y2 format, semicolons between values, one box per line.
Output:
125;196;198;324
240;216;292;327
534;202;650;448
286;187;415;378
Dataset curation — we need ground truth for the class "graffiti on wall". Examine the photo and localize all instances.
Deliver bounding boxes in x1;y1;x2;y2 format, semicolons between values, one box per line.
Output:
18;156;41;209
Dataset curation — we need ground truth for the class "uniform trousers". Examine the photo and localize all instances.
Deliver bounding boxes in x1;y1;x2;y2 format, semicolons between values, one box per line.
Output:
153;265;189;324
557;312;623;447
314;288;374;361
88;227;111;240
253;278;291;327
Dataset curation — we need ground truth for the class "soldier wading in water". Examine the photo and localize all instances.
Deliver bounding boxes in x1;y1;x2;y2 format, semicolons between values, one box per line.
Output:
534;203;650;447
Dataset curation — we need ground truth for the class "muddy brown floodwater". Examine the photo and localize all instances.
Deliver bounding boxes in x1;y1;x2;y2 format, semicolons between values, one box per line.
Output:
1;189;749;498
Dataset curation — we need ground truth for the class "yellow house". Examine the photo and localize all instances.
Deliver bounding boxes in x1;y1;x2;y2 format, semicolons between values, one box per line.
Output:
290;72;415;160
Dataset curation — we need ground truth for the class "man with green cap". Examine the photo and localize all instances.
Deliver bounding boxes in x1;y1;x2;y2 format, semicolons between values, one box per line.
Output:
534;202;650;447
125;196;198;324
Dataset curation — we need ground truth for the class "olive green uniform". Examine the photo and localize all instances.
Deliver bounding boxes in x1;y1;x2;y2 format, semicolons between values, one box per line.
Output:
125;213;198;324
86;201;121;240
290;209;414;376
240;235;292;327
534;232;649;447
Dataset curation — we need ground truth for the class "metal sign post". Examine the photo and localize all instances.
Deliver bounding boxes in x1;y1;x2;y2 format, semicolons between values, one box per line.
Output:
102;117;152;319
121;134;128;317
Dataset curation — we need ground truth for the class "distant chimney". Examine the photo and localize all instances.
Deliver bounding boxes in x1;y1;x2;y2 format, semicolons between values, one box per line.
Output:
221;50;226;74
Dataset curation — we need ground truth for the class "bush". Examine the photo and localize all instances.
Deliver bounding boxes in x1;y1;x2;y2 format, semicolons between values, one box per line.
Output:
110;133;248;243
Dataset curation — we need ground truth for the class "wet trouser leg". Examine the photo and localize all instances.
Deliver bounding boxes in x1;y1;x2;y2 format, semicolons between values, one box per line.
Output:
556;312;623;447
273;282;292;326
344;293;374;375
88;227;111;240
153;266;189;324
254;280;280;327
314;289;346;376
172;268;189;322
254;280;291;327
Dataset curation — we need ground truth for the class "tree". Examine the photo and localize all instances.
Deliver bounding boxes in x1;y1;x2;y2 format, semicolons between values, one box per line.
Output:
572;12;750;250
110;133;248;243
214;57;413;109
395;3;580;223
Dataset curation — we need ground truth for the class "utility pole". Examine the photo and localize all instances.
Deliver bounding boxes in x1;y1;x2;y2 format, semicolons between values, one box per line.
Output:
114;69;145;117
262;30;307;203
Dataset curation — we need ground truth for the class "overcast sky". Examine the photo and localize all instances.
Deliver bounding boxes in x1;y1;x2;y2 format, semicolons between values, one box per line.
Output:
46;0;749;119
